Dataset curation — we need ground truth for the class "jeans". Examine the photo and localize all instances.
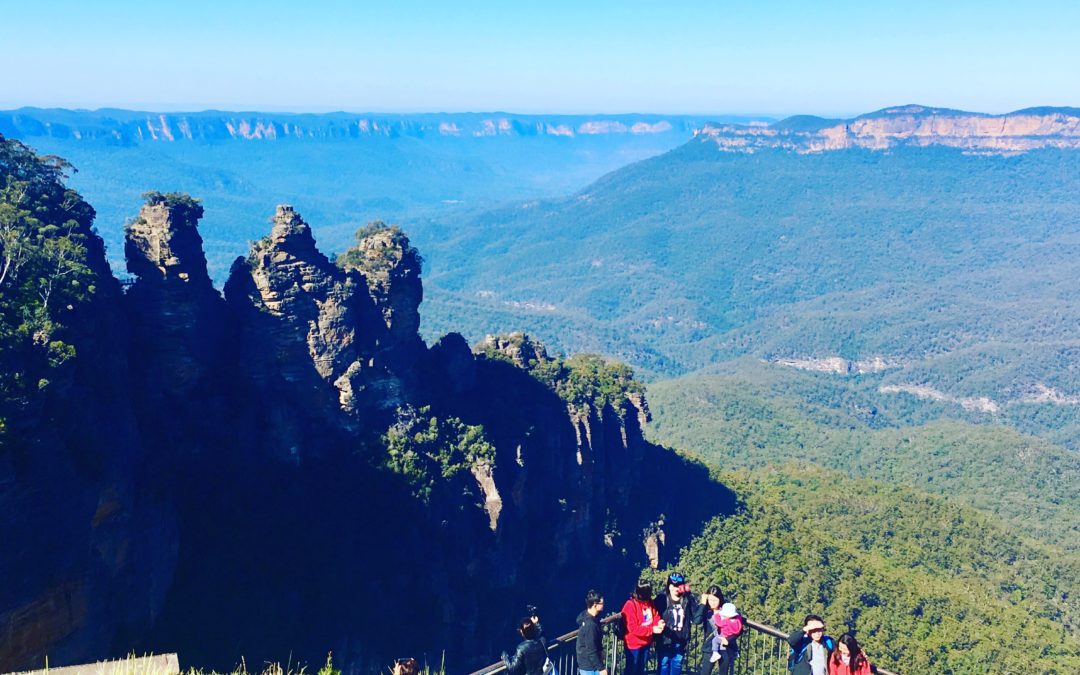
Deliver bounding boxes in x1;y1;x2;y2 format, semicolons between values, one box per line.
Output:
700;644;737;675
579;671;602;675
715;651;735;675
657;651;685;675
624;646;650;675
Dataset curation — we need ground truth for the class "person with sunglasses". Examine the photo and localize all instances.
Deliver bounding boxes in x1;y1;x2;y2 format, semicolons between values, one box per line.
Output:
787;614;835;675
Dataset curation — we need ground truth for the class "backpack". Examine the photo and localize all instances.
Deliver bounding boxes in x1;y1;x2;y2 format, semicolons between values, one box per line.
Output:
613;611;627;639
788;636;834;671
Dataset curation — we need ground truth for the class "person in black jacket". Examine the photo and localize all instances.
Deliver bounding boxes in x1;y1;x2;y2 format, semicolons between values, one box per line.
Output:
654;572;705;675
697;586;726;675
576;590;607;675
503;616;549;675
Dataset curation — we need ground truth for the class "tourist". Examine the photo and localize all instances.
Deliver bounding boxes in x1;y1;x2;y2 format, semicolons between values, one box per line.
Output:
503;616;550;675
576;590;608;675
828;634;871;675
709;602;743;675
697;586;725;675
787;615;835;675
621;581;664;675
653;572;704;675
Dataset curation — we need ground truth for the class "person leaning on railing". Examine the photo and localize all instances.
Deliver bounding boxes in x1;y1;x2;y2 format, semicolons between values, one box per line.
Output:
575;590;608;675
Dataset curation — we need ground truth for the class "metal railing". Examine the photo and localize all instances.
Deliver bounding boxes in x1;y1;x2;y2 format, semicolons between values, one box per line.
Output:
469;616;900;675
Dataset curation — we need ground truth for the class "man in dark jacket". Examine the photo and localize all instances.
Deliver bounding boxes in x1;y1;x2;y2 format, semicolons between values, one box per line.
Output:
576;590;607;675
654;572;705;675
787;615;835;675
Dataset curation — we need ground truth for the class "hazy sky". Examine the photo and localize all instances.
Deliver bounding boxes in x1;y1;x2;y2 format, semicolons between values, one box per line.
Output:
4;0;1079;116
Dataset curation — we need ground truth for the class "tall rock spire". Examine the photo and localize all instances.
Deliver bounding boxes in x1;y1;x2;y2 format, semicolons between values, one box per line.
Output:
124;192;226;396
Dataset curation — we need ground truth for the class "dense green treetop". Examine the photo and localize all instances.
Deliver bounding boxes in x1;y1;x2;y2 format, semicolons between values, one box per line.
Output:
477;334;644;415
0;135;101;443
338;221;421;280
381;405;495;504
659;464;1080;674
137;191;204;222
648;373;1080;551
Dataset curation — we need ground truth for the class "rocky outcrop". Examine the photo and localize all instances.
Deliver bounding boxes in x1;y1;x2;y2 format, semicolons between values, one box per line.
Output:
339;223;423;345
2;183;736;673
224;205;382;430
125;193;226;400
698;105;1080;155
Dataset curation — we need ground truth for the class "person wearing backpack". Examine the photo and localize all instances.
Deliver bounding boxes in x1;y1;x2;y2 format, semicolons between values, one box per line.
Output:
787;615;835;675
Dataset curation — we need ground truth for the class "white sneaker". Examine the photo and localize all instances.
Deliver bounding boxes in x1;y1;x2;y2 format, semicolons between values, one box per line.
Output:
710;653;721;663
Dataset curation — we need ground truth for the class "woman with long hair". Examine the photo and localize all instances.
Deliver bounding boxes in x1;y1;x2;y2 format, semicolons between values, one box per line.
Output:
621;581;664;675
828;633;871;675
697;586;724;675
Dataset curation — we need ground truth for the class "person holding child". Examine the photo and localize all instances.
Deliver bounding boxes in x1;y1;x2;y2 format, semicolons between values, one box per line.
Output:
709;602;742;675
696;586;724;675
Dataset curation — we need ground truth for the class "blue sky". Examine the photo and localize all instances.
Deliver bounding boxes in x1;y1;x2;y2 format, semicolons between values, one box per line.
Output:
3;0;1079;115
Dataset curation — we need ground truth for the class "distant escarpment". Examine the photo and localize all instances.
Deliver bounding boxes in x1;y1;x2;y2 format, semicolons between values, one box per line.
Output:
0;134;733;673
698;104;1080;154
0;109;715;144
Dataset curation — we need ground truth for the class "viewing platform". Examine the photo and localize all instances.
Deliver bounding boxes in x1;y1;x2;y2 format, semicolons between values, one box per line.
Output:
470;616;900;675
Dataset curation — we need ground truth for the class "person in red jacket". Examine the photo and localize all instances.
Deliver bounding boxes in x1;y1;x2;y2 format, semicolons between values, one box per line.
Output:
621;581;665;675
827;634;871;675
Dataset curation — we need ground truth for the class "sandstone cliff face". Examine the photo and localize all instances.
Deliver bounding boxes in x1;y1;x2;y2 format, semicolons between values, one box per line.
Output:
339;223;423;346
2;188;734;673
699;105;1080;155
0;190;176;672
125;194;227;403
224;205;385;438
0;110;704;144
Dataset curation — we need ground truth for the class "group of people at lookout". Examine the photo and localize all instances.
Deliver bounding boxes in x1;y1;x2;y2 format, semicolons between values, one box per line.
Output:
500;573;874;675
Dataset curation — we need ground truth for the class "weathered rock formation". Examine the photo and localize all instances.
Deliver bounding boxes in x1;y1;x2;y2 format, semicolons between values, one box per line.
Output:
698;105;1080;155
1;185;735;673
